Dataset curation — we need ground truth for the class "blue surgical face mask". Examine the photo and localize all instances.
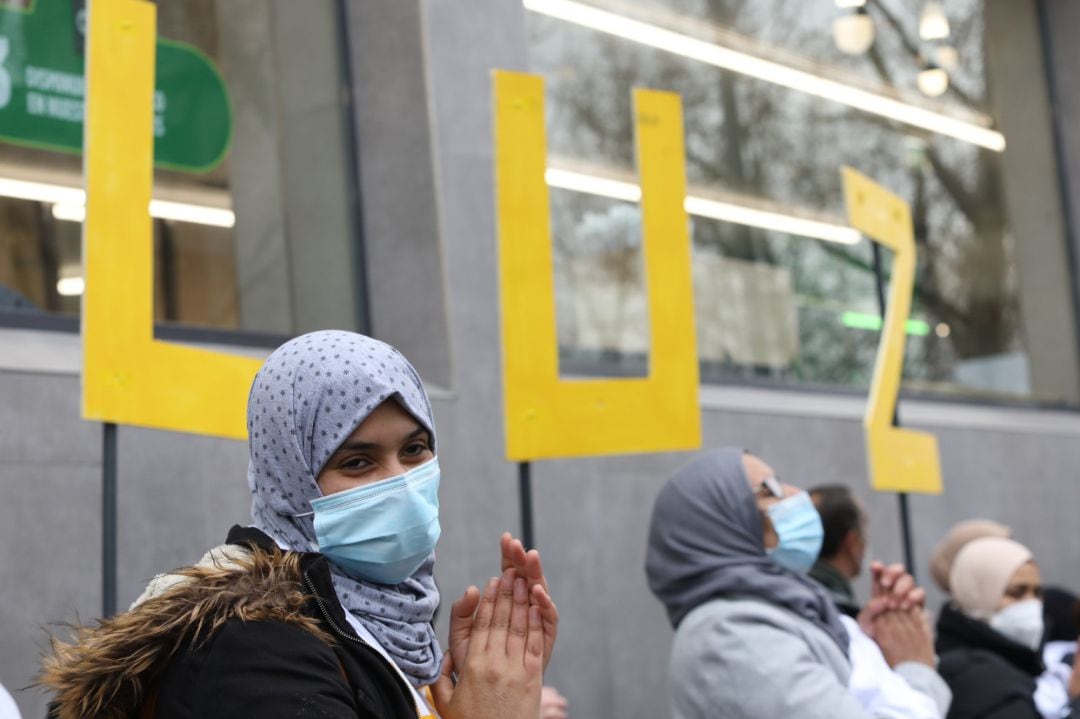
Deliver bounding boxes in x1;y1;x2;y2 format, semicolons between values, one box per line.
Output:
766;491;824;574
305;457;441;585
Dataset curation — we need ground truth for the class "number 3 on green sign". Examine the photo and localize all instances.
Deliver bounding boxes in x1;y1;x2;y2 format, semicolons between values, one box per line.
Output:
0;36;11;110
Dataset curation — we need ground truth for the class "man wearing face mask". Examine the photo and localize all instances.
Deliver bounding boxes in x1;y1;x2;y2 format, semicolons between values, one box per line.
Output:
646;449;951;719
937;537;1080;719
809;485;868;618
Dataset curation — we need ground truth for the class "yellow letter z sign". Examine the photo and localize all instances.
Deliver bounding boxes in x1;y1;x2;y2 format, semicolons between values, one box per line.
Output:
842;167;943;494
82;0;261;440
493;71;701;461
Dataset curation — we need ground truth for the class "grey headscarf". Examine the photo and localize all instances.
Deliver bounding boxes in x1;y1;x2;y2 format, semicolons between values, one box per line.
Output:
247;330;442;686
645;447;849;654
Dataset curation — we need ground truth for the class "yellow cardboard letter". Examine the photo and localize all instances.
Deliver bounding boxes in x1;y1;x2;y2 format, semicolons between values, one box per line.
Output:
82;0;261;439
493;70;700;461
842;167;943;494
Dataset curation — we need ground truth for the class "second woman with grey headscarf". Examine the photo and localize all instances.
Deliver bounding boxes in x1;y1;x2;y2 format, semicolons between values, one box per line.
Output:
645;448;951;719
41;330;558;719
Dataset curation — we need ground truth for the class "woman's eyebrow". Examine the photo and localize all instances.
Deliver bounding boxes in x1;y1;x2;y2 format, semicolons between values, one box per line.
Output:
335;426;429;454
403;426;429;442
335;439;380;453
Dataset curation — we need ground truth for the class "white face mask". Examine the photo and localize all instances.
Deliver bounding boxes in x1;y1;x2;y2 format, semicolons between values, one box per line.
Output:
989;599;1044;651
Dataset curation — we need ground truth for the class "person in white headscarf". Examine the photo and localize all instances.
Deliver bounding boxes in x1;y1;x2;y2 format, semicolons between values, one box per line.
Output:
928;518;1012;595
936;536;1080;719
41;330;557;719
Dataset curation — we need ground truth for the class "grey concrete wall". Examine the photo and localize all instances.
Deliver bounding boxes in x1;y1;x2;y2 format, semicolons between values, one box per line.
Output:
343;0;453;388
0;370;101;719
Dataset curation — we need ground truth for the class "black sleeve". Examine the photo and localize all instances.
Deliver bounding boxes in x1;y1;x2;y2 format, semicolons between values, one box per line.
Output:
978;695;1043;719
189;620;359;719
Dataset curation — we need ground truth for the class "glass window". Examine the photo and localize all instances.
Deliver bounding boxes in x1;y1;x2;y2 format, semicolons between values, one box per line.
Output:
527;0;1069;403
0;0;361;340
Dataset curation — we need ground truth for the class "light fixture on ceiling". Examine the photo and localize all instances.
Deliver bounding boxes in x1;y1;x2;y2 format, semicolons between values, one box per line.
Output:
544;167;862;245
834;0;866;7
0;176;236;228
919;1;950;41
55;269;85;297
0;177;83;206
51;203;88;223
833;8;876;56
917;62;949;97
934;44;959;72
523;0;1005;151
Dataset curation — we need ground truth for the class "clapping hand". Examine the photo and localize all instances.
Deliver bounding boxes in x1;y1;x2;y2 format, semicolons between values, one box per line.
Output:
447;533;559;678
431;570;545;719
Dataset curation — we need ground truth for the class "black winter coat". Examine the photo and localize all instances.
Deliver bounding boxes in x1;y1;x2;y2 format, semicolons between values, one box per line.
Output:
156;526;424;718
43;526;425;719
936;602;1076;719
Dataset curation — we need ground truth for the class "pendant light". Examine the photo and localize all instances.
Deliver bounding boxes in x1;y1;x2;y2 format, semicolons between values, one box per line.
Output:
917;62;949;97
833;7;876;55
919;2;950;41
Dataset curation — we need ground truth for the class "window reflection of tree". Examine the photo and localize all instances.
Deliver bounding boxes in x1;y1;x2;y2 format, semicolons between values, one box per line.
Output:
530;0;1022;394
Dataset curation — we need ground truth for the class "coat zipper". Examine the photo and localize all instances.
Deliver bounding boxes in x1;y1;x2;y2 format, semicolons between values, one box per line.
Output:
303;571;426;719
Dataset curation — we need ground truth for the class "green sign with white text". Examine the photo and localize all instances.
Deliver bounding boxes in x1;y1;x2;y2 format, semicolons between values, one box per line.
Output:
0;0;231;173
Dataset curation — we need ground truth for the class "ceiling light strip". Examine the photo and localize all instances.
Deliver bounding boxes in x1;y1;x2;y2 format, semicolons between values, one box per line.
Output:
545;167;861;244
524;0;1005;152
0;177;236;228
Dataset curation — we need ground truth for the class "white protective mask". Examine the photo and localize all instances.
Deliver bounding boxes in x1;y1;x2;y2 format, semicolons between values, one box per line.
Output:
989;599;1044;651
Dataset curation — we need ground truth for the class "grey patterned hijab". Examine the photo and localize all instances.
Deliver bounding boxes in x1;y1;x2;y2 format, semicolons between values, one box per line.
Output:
645;448;849;654
246;330;442;686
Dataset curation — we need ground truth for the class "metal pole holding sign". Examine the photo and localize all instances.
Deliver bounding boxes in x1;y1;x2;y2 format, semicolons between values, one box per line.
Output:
518;462;535;550
102;422;117;616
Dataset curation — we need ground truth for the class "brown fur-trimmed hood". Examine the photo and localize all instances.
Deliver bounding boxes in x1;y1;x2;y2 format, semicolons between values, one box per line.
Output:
40;545;333;719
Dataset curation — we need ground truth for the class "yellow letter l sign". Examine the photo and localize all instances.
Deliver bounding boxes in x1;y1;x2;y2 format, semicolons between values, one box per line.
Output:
82;0;261;440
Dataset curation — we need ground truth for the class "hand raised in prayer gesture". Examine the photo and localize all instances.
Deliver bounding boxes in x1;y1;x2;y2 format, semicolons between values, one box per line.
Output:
856;561;935;668
432;570;544;719
872;607;936;668
859;561;926;637
446;533;558;679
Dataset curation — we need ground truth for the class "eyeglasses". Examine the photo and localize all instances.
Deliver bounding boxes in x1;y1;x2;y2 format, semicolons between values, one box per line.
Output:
754;476;784;499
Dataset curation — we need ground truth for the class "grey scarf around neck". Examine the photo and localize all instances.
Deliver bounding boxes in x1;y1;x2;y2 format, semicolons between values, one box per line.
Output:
246;330;442;686
645;447;849;654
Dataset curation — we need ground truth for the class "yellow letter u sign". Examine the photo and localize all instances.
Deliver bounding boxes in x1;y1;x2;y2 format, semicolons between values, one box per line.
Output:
493;71;701;461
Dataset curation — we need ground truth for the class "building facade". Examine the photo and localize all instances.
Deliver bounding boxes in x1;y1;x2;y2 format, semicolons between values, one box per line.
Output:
3;1;1080;716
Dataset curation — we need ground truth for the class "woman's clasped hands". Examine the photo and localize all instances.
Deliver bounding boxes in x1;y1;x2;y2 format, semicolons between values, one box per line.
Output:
432;533;559;719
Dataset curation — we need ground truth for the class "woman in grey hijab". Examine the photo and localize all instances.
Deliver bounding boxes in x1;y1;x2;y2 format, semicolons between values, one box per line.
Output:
42;331;556;719
646;448;951;719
